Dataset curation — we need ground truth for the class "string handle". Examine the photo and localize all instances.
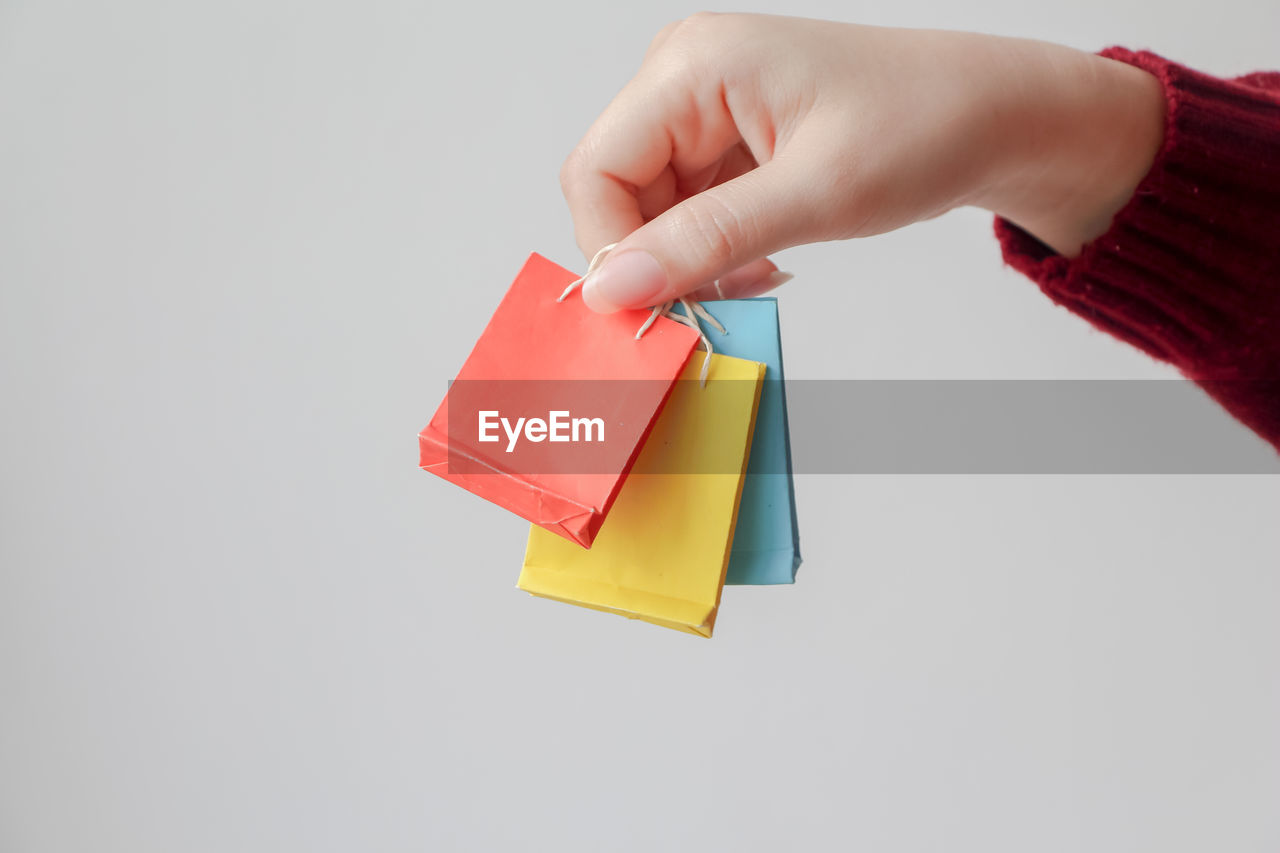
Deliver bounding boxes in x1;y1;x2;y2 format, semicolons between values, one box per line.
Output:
557;243;618;302
556;244;725;386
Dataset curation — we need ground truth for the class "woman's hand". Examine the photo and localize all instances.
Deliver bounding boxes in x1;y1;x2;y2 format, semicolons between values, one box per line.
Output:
559;14;1165;312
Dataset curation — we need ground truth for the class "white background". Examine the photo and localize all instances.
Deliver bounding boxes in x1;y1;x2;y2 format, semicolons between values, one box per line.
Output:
2;0;1278;850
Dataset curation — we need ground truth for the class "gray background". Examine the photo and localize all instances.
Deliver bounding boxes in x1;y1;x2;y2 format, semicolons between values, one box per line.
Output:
2;0;1278;850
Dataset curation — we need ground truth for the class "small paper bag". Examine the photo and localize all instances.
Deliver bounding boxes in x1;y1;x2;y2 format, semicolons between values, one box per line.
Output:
673;298;802;585
419;253;699;547
518;352;765;637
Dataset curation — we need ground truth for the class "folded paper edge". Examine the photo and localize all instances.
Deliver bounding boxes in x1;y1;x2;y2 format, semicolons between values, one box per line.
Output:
522;590;713;638
419;425;599;546
704;359;768;618
772;301;803;576
517;562;717;635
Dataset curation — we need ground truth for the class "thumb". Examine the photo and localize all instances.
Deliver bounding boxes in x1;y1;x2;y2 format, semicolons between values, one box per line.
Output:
580;157;815;313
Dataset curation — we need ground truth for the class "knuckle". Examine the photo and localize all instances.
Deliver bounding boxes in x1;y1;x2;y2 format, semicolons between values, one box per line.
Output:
649;12;748;82
645;21;681;57
666;11;721;46
680;10;720;28
677;194;745;268
558;146;588;195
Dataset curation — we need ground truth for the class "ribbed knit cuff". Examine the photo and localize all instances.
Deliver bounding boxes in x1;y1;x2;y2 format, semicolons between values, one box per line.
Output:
995;47;1280;446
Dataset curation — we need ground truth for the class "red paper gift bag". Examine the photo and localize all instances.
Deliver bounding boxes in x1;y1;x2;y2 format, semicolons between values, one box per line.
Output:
419;252;700;547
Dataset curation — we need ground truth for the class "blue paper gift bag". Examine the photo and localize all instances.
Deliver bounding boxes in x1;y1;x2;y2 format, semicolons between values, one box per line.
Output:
673;298;802;584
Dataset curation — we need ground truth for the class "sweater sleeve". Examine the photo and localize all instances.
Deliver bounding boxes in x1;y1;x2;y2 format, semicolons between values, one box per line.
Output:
994;47;1280;452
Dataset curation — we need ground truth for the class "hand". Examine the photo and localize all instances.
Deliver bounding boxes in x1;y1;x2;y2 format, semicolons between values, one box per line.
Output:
559;14;1165;313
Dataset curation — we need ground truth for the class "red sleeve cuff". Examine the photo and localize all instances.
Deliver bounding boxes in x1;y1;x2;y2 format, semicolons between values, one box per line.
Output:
995;47;1280;447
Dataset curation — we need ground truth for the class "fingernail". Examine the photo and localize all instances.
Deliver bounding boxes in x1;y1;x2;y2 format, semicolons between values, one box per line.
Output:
739;271;793;298
581;249;667;313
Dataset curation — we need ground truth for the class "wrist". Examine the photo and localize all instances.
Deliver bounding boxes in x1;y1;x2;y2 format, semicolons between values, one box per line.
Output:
970;44;1166;256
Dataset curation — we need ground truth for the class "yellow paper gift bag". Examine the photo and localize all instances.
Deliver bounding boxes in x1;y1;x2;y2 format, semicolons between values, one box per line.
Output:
518;352;766;637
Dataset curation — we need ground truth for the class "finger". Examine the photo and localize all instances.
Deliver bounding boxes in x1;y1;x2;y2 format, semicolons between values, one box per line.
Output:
560;62;741;261
642;19;683;62
726;269;795;299
677;141;757;200
688;257;779;301
635;165;677;222
580;155;816;312
558;114;658;261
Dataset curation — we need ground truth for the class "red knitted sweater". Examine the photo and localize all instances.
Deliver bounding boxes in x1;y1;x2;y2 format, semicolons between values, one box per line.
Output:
995;47;1280;453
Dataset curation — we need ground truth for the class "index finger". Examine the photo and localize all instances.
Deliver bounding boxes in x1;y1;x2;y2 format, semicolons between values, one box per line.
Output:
558;74;675;259
558;38;741;262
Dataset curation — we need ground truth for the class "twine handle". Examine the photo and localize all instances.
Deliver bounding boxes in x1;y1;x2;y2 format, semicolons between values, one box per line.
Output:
557;243;618;302
556;243;725;386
